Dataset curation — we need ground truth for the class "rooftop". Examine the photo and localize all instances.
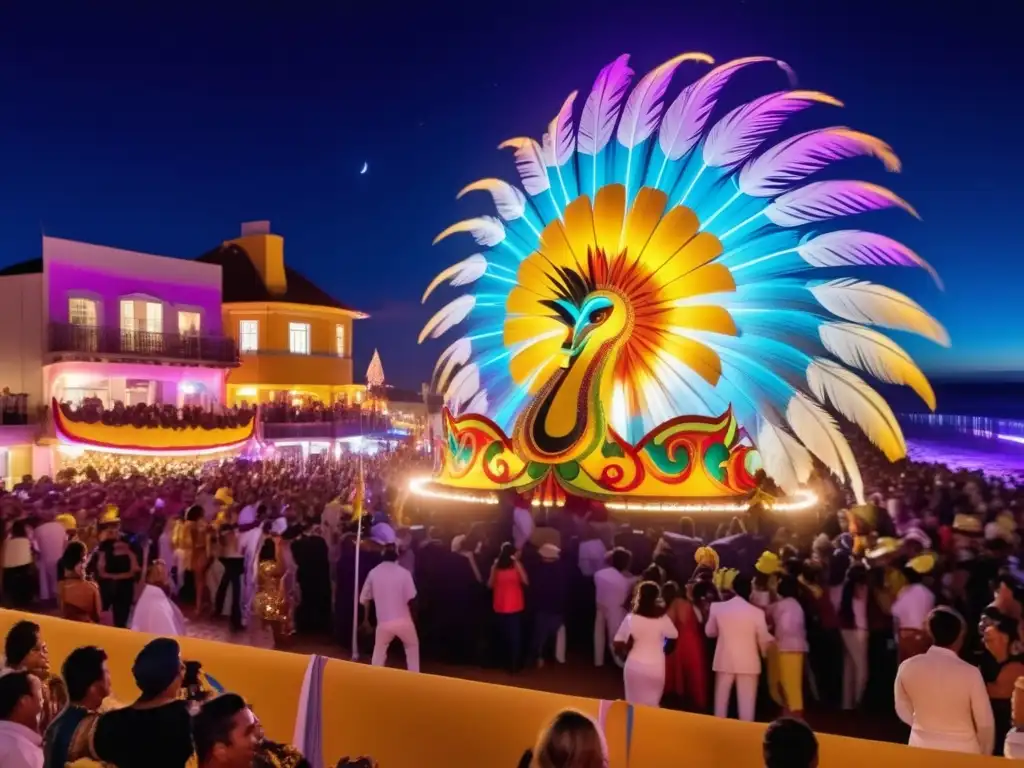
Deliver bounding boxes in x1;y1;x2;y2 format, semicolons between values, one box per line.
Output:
196;242;365;316
0;257;42;276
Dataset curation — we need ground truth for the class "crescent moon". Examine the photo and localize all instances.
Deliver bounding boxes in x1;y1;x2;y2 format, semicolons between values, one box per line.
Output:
360;162;369;175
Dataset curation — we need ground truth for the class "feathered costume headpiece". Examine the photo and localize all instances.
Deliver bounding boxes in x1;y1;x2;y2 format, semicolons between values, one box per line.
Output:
421;53;945;501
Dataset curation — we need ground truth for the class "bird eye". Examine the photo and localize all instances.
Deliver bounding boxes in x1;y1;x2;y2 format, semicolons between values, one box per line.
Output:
589;307;610;324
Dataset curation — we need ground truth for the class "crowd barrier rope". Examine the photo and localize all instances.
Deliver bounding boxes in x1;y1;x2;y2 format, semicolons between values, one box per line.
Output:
0;610;1003;766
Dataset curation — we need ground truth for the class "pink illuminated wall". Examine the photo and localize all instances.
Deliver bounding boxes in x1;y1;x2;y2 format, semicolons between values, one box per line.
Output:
42;236;224;334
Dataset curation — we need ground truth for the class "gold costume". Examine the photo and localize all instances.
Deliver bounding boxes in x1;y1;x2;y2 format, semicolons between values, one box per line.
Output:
252;560;288;623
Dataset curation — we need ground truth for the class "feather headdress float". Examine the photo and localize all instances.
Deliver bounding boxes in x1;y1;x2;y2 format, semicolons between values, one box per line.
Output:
422;52;944;504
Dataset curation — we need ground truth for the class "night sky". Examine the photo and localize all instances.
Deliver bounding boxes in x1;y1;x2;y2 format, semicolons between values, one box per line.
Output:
0;1;1020;388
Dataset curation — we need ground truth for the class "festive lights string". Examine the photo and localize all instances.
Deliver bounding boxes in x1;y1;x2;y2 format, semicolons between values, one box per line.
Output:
408;476;818;513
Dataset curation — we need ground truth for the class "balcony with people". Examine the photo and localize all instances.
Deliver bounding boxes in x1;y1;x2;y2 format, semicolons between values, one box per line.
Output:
258;398;391;440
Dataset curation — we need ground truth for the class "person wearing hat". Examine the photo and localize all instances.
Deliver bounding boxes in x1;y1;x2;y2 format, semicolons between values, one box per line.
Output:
528;544;567;668
34;512;70;605
90;638;193;768
891;554;938;662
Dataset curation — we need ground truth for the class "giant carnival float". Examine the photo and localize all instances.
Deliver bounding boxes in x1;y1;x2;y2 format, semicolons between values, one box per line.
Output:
413;52;947;517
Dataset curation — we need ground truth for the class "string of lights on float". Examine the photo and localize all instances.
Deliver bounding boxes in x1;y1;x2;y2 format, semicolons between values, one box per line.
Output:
408;476;818;513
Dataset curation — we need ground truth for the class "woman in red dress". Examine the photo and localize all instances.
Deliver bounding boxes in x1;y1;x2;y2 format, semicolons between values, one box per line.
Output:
662;580;709;712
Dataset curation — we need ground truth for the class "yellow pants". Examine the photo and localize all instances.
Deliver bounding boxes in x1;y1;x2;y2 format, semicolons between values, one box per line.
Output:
768;648;805;712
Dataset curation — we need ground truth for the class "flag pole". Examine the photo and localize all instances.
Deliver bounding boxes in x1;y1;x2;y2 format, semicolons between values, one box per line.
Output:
350;488;363;661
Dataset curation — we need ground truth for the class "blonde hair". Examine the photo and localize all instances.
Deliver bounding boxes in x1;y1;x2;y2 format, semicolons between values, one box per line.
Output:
531;710;607;768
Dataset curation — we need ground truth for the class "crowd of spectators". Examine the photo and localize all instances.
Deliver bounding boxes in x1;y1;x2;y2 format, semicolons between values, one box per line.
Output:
59;399;256;431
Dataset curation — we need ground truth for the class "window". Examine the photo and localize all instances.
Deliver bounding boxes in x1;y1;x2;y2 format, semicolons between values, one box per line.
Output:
68;298;97;326
178;311;201;336
289;322;311;355
335;324;346;357
239;320;259;353
120;298;163;352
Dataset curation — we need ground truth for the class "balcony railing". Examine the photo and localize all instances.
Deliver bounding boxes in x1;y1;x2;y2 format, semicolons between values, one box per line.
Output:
48;323;239;365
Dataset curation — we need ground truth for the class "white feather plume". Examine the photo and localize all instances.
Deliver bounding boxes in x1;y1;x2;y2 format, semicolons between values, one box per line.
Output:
756;419;813;494
432;216;505;248
418;295;476;344
765;181;919;227
457;179;527;221
818;322;937;411
786;391;864;502
578;54;634;156
795;230;943;289
806;358;906;461
446;363;480;412
498;137;550;195
432;337;472;394
464;389;489;416
809;278;950;346
422;255;488;303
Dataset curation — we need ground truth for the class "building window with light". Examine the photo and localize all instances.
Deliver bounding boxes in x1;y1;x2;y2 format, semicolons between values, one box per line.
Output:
239;320;259;353
178;311;201;336
289;322;311;355
336;324;345;357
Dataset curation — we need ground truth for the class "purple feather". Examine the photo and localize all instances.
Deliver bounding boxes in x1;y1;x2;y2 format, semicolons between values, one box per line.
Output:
616;54;706;149
796;230;943;289
703;90;842;169
544;92;578;167
577;55;633;156
740;128;900;197
766;181;920;227
658;56;778;161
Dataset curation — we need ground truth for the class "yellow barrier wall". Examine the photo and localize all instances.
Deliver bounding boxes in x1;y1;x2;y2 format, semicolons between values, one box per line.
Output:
0;609;1006;767
317;658;620;767
0;611;307;745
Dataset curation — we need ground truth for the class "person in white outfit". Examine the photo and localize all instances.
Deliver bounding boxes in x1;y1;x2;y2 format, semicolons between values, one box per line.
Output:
895;607;994;754
613;581;678;707
593;548;638;668
129;561;186;637
32;516;66;603
360;544;420;672
0;670;44;768
705;573;774;722
890;563;936;662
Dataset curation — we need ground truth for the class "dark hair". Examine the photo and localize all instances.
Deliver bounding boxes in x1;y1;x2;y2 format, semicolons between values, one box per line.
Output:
678;516;696;538
60;540;88;573
381;544;399;562
0;671;34;720
777;575;800;600
991;615;1020;641
928;607;965;648
662;580;681;605
193;693;248;763
732;573;753;601
839;563;868;626
610;547;632;573
691;580;719;604
530;709;606;768
63;646;108;703
185;505;204;522
496;541;516;569
764;717;818;768
258;537;277;562
902;565;923;584
641;563;664;585
4;621;40;667
632;581;664;618
10;520;27;538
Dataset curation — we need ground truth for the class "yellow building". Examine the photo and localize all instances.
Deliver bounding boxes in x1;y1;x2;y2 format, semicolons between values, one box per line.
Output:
198;222;367;406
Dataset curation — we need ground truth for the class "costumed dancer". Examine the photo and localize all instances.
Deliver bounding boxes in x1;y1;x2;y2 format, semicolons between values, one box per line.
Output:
663;547;716;712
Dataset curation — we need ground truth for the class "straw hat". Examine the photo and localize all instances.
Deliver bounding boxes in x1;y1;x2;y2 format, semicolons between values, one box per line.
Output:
953;513;983;535
99;505;120;524
713;568;738;593
55;513;78;531
755;551;783;575
214;487;234;506
694;546;720;571
865;536;901;560
907;552;937;575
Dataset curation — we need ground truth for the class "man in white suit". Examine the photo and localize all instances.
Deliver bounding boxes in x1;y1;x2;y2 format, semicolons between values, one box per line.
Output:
705;573;774;721
895;607;994;754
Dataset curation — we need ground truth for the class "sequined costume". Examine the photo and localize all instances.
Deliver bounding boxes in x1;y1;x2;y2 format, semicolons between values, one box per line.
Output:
252;559;288;624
